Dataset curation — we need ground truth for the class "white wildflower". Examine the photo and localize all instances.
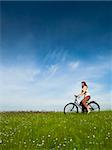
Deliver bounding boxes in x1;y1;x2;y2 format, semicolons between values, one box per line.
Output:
70;138;73;142
48;134;51;138
0;140;2;144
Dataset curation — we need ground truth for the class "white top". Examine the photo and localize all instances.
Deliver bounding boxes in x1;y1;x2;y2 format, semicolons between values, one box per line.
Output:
82;85;90;98
84;88;90;97
85;92;90;97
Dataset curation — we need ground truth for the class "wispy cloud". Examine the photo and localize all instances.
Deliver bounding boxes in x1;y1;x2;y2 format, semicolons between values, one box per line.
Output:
43;48;68;65
0;65;40;90
68;61;79;71
47;64;59;76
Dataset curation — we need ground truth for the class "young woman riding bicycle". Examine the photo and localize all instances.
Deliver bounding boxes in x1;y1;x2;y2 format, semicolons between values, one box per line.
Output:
78;81;91;113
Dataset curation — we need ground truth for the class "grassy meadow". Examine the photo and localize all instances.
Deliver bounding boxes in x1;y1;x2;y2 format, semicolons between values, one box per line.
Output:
0;111;112;150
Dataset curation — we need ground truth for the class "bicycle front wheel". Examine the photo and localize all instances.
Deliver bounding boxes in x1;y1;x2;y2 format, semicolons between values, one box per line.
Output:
88;101;100;112
64;103;78;114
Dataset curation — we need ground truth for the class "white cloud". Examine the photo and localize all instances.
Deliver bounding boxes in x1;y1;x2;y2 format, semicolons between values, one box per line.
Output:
68;61;79;71
47;64;59;76
0;65;40;90
43;48;68;64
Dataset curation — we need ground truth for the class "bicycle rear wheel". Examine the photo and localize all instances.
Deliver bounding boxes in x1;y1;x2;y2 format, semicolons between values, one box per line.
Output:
88;101;100;112
64;103;78;114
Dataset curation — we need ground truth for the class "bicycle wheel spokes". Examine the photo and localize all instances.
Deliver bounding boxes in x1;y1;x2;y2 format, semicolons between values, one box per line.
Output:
88;101;100;112
64;103;78;114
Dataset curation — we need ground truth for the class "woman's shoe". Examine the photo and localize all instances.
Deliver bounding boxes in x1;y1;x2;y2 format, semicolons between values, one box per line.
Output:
88;109;91;114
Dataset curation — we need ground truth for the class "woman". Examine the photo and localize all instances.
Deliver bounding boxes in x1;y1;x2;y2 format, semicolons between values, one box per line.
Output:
78;81;91;113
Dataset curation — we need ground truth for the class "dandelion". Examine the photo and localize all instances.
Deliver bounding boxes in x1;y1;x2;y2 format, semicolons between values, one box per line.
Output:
42;140;44;143
70;138;73;142
48;134;51;138
24;141;26;144
89;141;92;144
0;140;2;144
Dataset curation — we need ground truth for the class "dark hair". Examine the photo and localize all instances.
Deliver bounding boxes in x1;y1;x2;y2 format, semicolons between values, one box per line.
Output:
81;81;88;88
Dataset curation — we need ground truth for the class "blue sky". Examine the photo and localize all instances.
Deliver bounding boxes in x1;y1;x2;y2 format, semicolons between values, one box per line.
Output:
0;1;112;111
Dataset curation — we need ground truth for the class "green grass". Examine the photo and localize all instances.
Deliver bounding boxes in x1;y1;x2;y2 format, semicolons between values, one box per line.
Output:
0;111;112;150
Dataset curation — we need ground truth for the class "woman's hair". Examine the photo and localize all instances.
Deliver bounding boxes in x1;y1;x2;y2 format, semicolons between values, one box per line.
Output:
81;81;88;88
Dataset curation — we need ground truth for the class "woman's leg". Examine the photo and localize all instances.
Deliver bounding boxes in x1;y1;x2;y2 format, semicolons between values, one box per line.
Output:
82;96;90;112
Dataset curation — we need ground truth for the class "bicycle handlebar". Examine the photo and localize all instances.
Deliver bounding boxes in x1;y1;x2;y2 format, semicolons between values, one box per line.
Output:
74;95;78;98
74;95;78;103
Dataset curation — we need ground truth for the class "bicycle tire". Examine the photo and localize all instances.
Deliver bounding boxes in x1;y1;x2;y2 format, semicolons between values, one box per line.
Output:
88;101;100;112
64;103;78;114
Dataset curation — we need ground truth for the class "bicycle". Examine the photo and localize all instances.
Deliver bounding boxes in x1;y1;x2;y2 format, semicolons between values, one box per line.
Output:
64;95;100;114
